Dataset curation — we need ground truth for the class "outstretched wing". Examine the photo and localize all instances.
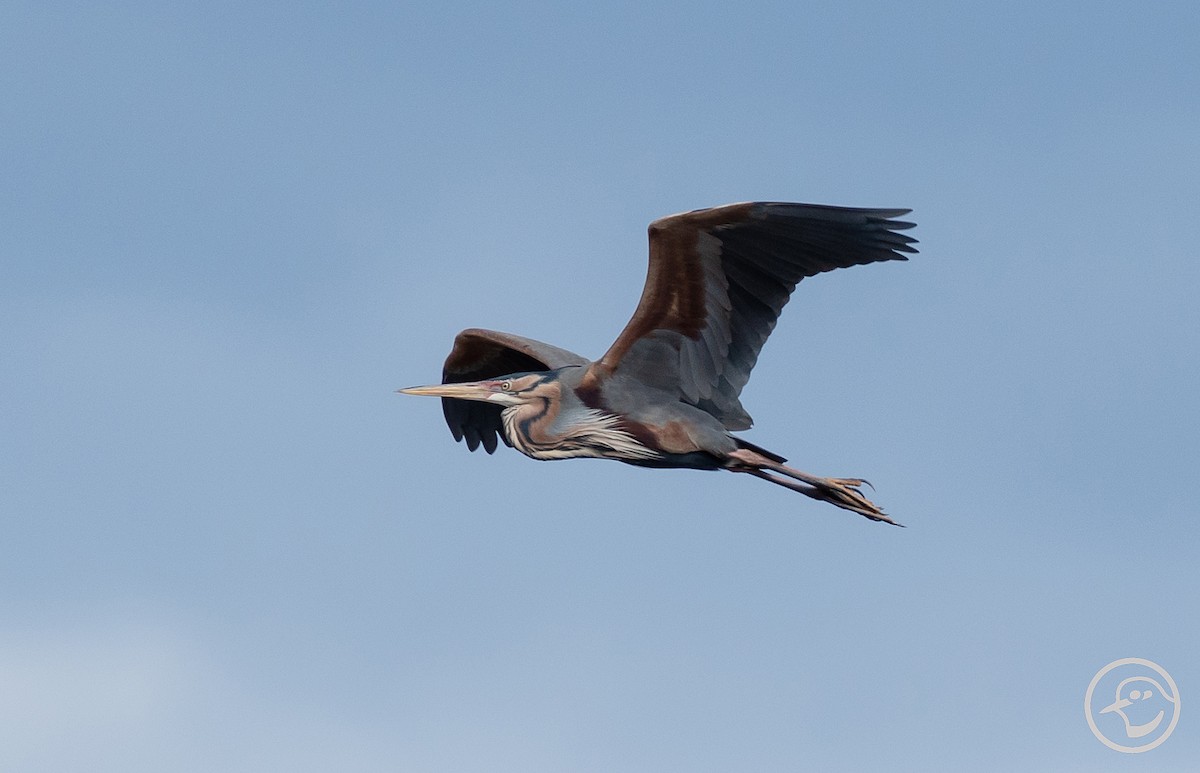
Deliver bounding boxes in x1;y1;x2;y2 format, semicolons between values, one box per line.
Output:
440;328;590;453
594;202;917;430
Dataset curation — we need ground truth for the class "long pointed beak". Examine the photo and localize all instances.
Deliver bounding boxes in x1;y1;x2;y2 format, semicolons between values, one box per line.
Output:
1100;698;1131;714
396;382;495;401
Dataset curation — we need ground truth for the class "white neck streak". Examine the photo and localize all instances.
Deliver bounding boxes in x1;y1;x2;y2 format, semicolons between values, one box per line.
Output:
501;405;662;462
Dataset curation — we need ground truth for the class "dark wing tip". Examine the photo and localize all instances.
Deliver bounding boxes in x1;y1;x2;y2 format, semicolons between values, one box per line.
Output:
482;427;498;454
752;202;912;218
461;422;483;452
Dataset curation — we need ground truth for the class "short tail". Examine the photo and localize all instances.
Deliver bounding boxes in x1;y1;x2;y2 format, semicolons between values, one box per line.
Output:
734;437;788;464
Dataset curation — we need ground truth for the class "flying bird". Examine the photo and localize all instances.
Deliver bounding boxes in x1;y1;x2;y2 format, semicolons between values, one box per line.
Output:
400;202;916;525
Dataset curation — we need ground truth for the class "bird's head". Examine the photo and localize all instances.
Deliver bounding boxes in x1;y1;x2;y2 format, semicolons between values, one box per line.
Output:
397;371;558;407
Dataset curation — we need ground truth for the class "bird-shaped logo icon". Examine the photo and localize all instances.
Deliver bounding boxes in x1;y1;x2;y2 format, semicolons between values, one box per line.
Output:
1099;676;1178;739
1085;658;1181;753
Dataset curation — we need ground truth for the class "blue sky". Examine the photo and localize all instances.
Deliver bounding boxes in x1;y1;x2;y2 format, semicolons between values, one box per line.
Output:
3;2;1198;770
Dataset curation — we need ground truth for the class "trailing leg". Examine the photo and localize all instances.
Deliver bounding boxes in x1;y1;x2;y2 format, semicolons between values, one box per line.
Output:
726;447;899;526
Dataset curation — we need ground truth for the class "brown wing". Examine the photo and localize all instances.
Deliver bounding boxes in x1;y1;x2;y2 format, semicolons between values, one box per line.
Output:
440;328;590;453
595;202;917;430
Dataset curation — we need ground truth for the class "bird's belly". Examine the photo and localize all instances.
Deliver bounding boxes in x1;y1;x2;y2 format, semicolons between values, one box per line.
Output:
620;451;725;470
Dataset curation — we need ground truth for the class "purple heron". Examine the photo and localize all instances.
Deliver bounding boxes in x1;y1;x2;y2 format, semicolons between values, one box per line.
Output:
400;202;916;524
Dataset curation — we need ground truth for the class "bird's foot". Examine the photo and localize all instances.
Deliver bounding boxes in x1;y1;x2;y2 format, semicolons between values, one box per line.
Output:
827;476;873;492
818;477;896;525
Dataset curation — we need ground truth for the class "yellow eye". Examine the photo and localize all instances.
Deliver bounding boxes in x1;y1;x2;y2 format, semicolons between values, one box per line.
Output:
501;380;513;391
